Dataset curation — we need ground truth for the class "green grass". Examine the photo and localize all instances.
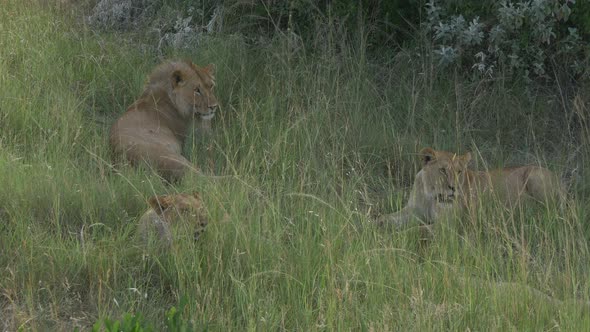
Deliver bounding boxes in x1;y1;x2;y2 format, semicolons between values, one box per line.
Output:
1;1;590;330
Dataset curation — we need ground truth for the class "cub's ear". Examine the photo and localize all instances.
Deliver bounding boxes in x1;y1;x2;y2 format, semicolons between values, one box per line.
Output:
171;70;185;88
419;147;436;166
148;195;173;214
203;64;215;79
459;152;472;167
192;191;202;200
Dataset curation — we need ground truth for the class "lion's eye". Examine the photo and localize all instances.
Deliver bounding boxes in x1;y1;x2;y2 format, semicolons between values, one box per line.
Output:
195;87;202;95
439;168;446;175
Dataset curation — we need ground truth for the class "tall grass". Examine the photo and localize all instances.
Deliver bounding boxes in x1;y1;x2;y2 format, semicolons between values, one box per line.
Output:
1;1;589;330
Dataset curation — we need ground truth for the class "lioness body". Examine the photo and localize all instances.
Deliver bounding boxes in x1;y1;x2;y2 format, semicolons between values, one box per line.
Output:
138;192;208;248
110;60;217;181
378;148;565;229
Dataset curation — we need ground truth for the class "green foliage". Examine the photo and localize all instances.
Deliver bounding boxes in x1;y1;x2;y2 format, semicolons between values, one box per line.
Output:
92;312;151;332
319;0;422;48
89;303;195;332
165;298;198;332
425;0;590;82
126;0;423;50
571;0;590;35
433;0;497;17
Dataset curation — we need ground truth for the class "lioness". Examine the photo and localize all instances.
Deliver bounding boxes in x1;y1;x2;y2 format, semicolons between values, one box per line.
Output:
109;60;218;181
137;192;209;248
378;147;565;229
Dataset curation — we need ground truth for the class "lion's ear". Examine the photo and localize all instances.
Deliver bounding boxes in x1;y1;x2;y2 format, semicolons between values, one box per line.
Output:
171;70;185;88
419;147;436;166
192;192;202;200
148;195;173;214
203;64;215;79
459;152;472;167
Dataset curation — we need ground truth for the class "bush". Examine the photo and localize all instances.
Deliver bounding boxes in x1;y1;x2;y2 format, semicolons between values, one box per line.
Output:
425;0;589;82
88;301;196;332
87;0;156;30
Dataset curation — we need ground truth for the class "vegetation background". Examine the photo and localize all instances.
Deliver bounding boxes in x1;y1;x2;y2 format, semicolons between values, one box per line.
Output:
1;0;589;330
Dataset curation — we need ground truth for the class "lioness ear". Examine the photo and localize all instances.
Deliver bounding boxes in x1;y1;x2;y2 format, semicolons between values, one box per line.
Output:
460;152;472;167
171;70;185;88
192;192;202;200
148;195;173;214
419;147;436;166
203;64;215;79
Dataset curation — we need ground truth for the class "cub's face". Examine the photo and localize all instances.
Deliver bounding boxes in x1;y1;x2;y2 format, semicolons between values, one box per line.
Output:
171;62;218;121
419;148;471;204
148;192;209;242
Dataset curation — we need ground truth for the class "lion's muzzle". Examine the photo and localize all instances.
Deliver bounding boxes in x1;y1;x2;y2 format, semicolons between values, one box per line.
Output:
436;193;455;203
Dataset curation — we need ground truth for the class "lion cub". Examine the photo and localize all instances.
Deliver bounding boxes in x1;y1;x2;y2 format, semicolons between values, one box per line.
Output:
138;192;208;248
378;147;565;229
110;60;218;181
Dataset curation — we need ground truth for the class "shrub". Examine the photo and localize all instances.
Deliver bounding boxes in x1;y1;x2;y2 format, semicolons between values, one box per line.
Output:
87;0;155;30
87;301;195;332
425;0;589;82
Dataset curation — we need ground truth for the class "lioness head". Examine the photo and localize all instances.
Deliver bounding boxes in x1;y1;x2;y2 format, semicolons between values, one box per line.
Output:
138;192;209;248
419;147;471;203
148;60;218;121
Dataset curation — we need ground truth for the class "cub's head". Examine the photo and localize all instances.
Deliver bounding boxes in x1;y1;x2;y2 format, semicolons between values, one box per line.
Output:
419;147;471;203
138;192;209;248
149;60;218;120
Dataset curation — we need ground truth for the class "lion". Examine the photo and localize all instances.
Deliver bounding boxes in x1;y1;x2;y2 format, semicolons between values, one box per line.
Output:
109;60;218;181
137;192;209;248
378;147;566;229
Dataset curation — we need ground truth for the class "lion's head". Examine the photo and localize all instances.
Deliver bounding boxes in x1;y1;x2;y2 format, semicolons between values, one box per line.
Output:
146;60;218;121
419;147;471;204
138;192;209;248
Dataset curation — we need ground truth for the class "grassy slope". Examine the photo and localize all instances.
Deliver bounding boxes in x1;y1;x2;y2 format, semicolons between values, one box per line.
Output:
1;1;589;330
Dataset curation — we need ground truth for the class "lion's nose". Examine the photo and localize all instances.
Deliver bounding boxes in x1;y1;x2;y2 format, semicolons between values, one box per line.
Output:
208;98;218;109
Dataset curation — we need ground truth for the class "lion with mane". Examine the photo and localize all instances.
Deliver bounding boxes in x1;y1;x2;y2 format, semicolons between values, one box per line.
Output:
109;60;218;181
